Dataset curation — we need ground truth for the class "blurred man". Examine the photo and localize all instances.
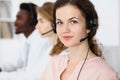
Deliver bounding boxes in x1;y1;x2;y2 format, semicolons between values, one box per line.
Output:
14;2;38;38
0;2;51;80
0;2;38;72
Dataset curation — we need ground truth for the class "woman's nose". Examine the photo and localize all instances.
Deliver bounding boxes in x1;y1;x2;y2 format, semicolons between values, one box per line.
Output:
35;22;40;29
62;24;70;33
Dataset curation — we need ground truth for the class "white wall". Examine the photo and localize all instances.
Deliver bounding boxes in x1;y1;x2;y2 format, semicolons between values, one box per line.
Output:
91;0;119;46
118;0;120;64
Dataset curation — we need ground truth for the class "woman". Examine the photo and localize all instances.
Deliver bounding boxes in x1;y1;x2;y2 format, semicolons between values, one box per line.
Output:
36;2;66;56
40;0;119;80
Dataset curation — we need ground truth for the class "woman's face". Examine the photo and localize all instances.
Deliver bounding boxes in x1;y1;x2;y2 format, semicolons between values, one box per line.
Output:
36;13;52;37
56;5;89;47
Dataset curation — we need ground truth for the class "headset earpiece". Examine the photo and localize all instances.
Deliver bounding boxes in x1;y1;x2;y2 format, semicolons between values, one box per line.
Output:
86;18;97;39
87;18;97;30
52;23;57;33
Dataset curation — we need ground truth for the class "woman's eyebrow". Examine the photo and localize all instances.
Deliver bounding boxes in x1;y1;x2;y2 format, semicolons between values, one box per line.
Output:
68;17;79;20
56;17;79;21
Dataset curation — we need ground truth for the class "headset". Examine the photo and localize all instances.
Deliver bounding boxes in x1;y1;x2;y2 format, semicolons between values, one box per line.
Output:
86;18;97;30
28;3;38;26
52;23;57;33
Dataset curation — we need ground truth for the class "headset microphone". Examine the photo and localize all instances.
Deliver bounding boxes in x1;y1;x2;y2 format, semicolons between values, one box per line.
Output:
80;36;88;42
41;29;53;35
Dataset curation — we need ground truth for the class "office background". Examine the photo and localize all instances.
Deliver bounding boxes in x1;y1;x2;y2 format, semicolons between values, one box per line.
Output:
0;0;120;73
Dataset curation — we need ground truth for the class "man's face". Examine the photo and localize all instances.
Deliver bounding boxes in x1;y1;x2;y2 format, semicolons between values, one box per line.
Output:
14;9;31;34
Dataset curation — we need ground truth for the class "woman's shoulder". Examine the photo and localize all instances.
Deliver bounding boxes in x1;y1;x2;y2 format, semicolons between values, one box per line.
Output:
49;55;68;65
88;57;115;71
87;57;119;79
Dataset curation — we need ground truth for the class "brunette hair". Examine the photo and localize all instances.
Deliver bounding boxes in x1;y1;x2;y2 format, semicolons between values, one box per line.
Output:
37;2;66;56
53;0;102;57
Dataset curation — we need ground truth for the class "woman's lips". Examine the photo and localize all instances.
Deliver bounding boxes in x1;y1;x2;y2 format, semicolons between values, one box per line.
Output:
63;36;73;40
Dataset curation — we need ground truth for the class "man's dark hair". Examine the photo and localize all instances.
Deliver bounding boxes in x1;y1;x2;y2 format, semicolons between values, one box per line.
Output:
20;3;38;26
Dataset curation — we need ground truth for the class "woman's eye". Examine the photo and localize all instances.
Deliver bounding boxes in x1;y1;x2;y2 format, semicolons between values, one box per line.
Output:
56;21;63;25
71;20;78;24
38;19;44;23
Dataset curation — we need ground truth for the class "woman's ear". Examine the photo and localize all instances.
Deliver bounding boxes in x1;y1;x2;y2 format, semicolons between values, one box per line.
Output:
86;29;91;34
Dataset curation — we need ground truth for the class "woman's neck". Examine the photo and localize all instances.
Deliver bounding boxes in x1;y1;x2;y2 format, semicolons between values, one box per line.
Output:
68;42;95;63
